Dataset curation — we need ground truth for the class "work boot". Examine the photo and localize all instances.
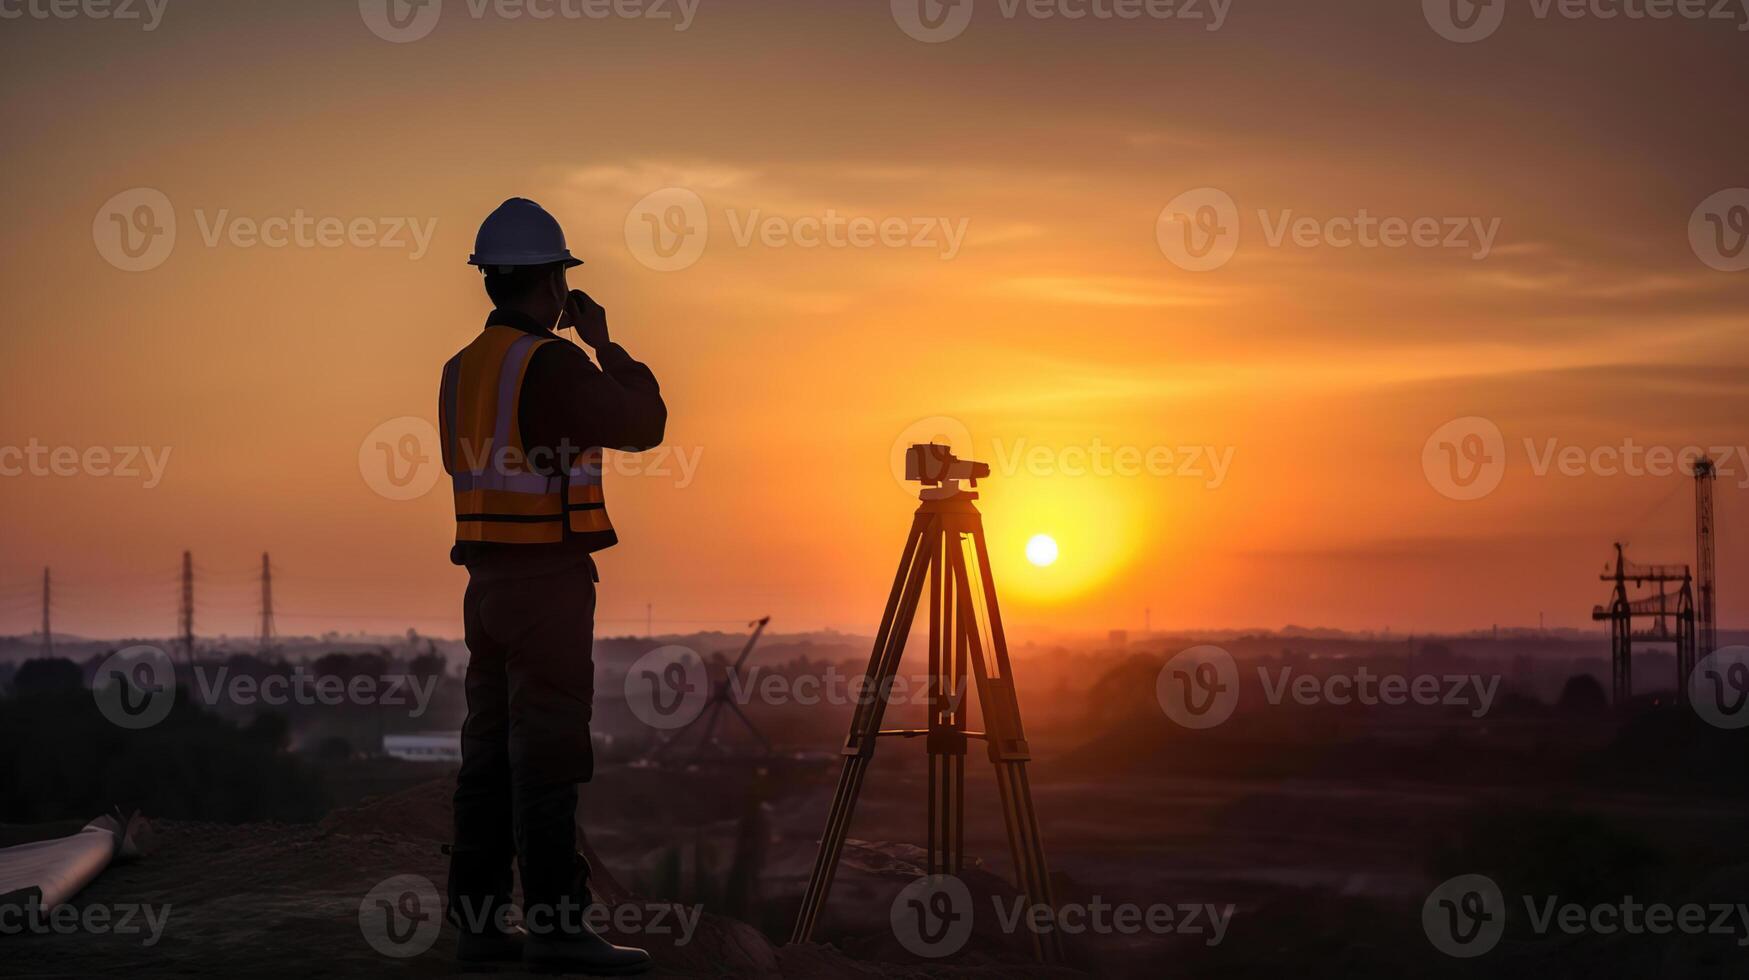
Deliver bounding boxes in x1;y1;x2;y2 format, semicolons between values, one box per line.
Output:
522;852;652;976
523;923;653;976
455;921;526;971
447;843;522;970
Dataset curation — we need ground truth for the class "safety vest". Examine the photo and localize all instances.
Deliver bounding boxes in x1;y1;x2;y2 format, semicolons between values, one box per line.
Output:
438;326;613;545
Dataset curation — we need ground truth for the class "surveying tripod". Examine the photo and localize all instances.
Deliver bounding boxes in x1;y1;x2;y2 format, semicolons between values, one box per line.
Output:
791;448;1060;961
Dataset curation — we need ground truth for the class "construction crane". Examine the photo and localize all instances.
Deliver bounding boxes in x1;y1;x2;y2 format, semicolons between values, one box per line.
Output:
1695;457;1718;661
1593;544;1695;704
648;616;773;764
1591;456;1721;705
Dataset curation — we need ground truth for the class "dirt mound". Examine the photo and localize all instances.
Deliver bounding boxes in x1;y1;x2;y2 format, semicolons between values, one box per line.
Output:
5;779;1073;978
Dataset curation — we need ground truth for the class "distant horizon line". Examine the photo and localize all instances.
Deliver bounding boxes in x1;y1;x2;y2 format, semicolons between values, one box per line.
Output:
10;623;1721;649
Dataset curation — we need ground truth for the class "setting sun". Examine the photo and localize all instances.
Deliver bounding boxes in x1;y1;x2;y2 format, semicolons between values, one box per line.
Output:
1025;534;1059;568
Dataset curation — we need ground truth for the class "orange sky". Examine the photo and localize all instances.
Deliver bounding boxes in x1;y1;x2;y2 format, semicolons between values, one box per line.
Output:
1;1;1745;639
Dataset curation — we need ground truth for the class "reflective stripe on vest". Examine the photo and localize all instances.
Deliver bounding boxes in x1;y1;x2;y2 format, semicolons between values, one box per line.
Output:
439;325;615;544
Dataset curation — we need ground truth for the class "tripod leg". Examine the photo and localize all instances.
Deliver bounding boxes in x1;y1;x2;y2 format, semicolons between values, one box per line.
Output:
927;523;969;878
792;513;938;945
949;528;1063;962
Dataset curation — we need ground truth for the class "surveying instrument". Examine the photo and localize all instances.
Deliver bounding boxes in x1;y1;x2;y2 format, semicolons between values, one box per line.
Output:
791;444;1061;961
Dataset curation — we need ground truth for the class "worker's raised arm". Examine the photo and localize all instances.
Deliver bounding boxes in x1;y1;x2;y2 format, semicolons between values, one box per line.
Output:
521;294;667;454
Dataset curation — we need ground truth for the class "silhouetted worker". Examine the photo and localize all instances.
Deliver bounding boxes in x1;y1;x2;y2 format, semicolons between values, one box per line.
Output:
440;198;664;974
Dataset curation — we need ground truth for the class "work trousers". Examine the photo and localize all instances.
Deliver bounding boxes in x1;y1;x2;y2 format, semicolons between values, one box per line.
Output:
447;558;598;934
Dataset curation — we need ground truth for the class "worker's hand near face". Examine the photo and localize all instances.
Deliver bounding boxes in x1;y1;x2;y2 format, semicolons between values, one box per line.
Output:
564;289;611;351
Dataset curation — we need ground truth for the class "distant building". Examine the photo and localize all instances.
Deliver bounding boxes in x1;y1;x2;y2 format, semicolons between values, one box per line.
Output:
383;732;462;763
1108;630;1129;648
382;729;615;763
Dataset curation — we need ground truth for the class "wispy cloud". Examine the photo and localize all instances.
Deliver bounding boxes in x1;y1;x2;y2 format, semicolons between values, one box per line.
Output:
998;275;1227;308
